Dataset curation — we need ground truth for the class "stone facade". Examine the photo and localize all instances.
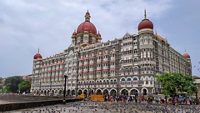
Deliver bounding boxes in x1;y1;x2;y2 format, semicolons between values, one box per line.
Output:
31;11;192;97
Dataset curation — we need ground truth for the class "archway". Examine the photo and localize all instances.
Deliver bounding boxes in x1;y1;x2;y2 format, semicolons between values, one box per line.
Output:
152;88;155;94
96;89;102;95
143;89;147;95
78;90;82;95
67;90;70;96
44;90;47;95
130;89;139;96
103;89;109;95
83;90;87;96
41;90;43;95
110;89;117;96
59;90;62;95
89;89;94;95
54;90;57;94
47;90;50;96
121;89;128;96
51;90;54;96
71;90;75;96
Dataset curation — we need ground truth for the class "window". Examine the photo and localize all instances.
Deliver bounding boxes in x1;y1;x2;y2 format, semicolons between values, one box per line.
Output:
121;78;126;82
127;78;131;81
133;78;138;81
150;81;153;85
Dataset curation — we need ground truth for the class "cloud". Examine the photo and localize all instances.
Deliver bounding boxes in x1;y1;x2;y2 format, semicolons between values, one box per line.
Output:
0;0;172;76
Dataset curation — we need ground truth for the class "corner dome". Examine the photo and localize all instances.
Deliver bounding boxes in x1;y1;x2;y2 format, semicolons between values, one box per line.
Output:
138;10;154;31
183;53;190;59
76;11;97;34
34;50;42;59
138;19;153;30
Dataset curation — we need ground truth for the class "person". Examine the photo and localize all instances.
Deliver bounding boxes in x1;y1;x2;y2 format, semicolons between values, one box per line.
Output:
128;96;132;102
186;98;190;105
135;96;138;103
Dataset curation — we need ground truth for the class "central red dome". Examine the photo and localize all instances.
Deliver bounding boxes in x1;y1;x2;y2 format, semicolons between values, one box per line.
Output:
76;11;97;35
77;21;97;34
138;19;153;30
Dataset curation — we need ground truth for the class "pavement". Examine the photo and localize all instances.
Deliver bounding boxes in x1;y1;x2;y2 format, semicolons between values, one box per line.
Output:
5;101;200;113
0;94;63;104
1;95;200;113
0;100;12;104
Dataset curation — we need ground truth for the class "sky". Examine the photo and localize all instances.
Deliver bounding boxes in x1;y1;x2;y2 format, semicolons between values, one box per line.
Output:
0;0;200;77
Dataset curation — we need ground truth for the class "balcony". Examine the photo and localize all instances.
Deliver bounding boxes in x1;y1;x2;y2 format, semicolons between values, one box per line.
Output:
103;58;109;62
89;61;94;64
119;81;143;85
97;59;101;63
103;66;109;70
110;57;115;61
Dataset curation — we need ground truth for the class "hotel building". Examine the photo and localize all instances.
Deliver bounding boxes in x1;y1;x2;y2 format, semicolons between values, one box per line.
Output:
31;11;192;96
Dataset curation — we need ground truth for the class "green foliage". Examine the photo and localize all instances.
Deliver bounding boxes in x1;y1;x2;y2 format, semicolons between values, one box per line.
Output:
4;76;22;93
0;86;10;93
156;73;197;96
18;80;31;93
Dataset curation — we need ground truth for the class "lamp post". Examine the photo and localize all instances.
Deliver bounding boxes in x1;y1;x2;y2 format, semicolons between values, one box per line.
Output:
195;83;199;105
63;74;68;103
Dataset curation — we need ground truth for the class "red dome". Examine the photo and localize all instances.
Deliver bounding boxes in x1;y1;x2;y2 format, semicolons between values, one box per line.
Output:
138;19;153;30
183;53;190;59
76;11;97;35
34;53;42;59
77;21;97;34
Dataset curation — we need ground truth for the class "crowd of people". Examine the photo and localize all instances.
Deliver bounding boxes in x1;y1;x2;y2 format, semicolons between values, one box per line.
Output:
9;100;200;113
1;93;200;113
102;94;199;105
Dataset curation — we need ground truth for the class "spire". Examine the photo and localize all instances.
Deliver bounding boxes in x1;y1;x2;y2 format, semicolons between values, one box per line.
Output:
144;9;147;19
37;48;40;53
34;48;42;59
85;10;91;22
72;30;77;36
97;31;101;36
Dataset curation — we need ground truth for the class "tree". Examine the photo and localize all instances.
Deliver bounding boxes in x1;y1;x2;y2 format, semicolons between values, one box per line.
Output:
18;80;31;93
4;76;22;93
156;72;197;97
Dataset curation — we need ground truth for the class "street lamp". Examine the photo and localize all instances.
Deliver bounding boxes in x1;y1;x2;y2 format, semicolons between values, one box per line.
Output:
63;74;68;103
195;83;199;105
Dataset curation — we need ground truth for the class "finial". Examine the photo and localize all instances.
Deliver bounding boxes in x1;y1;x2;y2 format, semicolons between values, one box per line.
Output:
85;10;91;22
144;9;147;19
97;31;101;36
38;48;40;53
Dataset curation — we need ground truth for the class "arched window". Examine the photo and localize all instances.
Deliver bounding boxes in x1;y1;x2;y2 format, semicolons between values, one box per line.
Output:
133;77;138;81
127;78;132;81
121;78;126;82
